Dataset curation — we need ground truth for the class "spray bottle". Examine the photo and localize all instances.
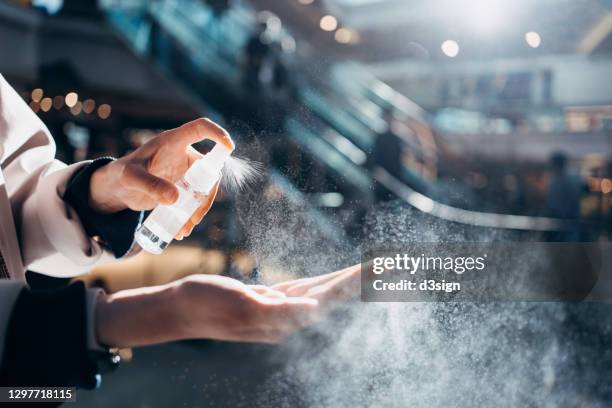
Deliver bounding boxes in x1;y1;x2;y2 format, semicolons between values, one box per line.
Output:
134;144;232;254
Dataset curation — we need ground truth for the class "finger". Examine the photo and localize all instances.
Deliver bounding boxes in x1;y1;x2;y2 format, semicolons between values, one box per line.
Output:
272;276;322;294
303;269;361;304
272;265;360;292
162;118;235;151
250;285;287;299
174;222;191;241
122;165;178;205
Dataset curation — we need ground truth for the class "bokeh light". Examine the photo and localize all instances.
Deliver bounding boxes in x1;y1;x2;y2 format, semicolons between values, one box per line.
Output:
83;99;96;114
40;97;52;112
53;95;64;110
29;101;40;113
97;104;112;119
31;88;43;102
65;92;78;108
335;28;359;44
525;31;542;48
70;101;83;115
320;15;338;32
601;178;612;194
441;40;460;58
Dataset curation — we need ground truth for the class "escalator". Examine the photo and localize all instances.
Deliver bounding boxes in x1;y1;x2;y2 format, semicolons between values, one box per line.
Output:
101;0;607;241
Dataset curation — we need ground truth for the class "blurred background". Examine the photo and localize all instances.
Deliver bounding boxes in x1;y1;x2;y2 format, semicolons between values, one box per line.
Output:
1;0;612;406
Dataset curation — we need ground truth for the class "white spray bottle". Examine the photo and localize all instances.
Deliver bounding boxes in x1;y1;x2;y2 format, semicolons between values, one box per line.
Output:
135;144;232;254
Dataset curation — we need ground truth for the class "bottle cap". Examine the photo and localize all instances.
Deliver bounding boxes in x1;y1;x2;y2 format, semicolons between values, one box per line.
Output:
184;144;232;193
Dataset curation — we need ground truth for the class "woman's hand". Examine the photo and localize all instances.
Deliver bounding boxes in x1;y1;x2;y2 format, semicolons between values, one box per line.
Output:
272;264;361;308
89;118;234;239
177;275;319;344
95;267;361;349
96;274;319;348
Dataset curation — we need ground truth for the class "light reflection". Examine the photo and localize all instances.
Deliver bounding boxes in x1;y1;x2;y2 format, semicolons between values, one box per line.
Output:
441;40;459;58
320;15;338;32
65;92;78;108
525;31;542;48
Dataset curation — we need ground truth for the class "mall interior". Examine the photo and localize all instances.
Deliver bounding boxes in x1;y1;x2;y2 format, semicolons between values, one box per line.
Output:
1;0;612;406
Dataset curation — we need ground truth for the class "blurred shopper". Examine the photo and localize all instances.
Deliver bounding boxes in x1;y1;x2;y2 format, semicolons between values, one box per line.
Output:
204;0;230;20
369;107;403;201
0;75;357;390
270;42;295;101
242;20;273;93
265;42;297;132
545;152;584;241
202;0;232;42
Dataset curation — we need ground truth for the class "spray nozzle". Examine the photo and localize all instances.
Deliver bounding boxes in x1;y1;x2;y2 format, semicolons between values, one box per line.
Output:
203;144;232;172
184;143;233;193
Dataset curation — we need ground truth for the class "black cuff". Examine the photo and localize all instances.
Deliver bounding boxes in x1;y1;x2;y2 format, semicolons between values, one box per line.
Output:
0;281;100;389
63;158;143;258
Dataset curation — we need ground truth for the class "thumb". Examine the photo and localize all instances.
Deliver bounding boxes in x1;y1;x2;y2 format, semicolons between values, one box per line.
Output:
121;165;179;205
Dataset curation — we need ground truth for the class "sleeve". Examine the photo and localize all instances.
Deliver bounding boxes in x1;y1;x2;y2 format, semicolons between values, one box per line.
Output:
0;73;113;276
0;281;101;388
63;157;144;258
0;282;27;367
0;75;137;380
62;158;144;352
1;77;143;278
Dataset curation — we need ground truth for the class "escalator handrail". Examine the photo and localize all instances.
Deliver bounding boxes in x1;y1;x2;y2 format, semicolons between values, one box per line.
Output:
374;167;592;232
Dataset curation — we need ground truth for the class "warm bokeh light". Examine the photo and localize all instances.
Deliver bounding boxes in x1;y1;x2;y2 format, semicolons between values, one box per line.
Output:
441;40;460;58
601;178;612;194
31;88;43;103
70;101;83;115
29;100;40;113
334;28;359;44
298;0;314;4
83;99;96;114
525;31;542;48
65;92;78;108
320;15;338;32
40;97;52;112
53;95;64;110
97;104;112;119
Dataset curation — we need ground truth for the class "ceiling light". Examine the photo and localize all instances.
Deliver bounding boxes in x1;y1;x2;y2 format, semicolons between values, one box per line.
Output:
83;99;96;114
525;31;542;48
441;40;459;58
335;27;357;44
65;92;78;108
40;97;52;112
97;104;112;120
31;88;43;102
320;15;338;32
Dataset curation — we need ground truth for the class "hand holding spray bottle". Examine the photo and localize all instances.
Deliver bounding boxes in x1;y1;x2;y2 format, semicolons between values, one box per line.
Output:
135;144;233;254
